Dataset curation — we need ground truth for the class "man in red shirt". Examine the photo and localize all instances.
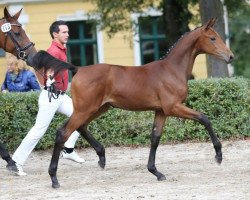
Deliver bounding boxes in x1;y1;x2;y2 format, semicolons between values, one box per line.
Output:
9;21;85;176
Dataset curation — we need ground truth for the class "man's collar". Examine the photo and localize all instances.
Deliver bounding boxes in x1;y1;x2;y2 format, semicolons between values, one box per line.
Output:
52;41;66;50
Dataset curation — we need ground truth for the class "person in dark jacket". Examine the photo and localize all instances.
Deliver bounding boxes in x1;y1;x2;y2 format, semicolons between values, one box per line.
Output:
1;53;40;93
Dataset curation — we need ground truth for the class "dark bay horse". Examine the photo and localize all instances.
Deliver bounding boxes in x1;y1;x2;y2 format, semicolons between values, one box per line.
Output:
32;18;234;188
0;8;38;170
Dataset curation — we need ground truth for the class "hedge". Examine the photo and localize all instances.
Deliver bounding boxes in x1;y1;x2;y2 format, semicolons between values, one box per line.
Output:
0;77;249;151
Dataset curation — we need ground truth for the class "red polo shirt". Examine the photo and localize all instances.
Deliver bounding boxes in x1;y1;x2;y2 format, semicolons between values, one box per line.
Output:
46;41;69;91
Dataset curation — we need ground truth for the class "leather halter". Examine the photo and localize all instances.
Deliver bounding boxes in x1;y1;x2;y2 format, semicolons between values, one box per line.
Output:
1;18;34;61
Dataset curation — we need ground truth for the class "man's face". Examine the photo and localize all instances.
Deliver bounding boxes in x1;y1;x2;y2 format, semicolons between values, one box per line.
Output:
54;25;69;45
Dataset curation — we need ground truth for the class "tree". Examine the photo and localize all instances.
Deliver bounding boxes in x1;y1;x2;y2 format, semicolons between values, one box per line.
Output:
199;0;229;77
229;2;250;78
162;0;193;49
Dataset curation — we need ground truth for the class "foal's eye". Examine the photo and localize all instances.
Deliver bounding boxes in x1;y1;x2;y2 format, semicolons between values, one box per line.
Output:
210;37;216;41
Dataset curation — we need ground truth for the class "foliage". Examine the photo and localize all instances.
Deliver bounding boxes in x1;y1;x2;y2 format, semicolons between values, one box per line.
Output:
88;0;154;38
88;0;247;36
0;78;248;152
229;2;250;78
225;0;248;15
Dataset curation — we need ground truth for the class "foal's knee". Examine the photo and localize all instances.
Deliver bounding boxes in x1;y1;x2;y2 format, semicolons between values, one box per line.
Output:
55;128;66;147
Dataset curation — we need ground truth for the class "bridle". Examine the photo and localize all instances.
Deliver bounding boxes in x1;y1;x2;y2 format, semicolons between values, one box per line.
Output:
0;18;34;61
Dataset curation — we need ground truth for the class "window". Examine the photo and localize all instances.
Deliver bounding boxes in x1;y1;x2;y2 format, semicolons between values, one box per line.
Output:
138;16;167;64
67;21;98;67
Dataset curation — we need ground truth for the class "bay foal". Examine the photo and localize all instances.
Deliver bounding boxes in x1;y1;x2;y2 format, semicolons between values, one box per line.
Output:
33;18;235;188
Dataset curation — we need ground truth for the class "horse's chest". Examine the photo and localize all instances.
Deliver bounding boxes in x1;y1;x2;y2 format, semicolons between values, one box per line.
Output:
176;87;188;101
162;82;188;100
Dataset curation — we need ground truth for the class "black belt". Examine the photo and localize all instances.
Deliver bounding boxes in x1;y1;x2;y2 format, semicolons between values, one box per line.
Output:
44;86;65;95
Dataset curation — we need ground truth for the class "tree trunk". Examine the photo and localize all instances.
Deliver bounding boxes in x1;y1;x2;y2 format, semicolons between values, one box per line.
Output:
163;0;191;49
199;0;229;77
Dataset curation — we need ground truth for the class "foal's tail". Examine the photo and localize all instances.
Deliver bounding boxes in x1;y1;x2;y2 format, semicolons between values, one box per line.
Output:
29;50;78;75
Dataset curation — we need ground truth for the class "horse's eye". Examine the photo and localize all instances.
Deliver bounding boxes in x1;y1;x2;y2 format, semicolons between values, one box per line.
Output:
14;32;20;36
210;37;216;41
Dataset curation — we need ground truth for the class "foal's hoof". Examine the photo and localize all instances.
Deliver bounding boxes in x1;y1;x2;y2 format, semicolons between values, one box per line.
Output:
98;160;105;169
98;156;106;169
6;162;18;173
157;175;166;181
215;155;222;164
52;183;60;189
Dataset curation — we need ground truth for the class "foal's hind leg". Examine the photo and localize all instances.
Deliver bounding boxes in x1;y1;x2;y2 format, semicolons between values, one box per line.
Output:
171;104;222;164
0;142;11;163
0;142;17;171
148;110;167;181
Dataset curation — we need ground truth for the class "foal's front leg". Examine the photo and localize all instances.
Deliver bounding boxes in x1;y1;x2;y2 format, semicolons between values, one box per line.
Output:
48;127;65;188
77;125;106;169
49;120;73;188
77;105;110;169
171;104;222;163
148;111;166;181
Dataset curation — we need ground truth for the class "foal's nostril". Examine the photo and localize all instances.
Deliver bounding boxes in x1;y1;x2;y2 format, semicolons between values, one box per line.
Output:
229;55;234;63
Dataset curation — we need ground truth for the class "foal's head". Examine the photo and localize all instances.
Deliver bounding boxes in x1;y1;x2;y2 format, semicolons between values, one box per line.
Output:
196;18;234;63
0;7;35;59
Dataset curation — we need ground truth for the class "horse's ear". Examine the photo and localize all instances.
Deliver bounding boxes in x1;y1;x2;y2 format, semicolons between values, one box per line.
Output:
13;8;23;20
4;7;12;19
205;18;217;30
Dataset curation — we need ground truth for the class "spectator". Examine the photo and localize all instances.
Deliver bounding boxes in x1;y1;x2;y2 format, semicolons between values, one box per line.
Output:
1;53;40;93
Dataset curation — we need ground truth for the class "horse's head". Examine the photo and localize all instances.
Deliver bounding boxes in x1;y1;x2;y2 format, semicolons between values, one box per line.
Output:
0;7;36;60
197;18;234;63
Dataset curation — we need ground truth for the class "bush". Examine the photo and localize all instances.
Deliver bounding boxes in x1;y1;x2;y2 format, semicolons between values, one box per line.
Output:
0;77;249;151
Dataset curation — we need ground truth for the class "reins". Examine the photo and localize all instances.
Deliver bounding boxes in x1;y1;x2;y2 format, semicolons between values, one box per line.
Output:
46;76;60;102
47;84;60;102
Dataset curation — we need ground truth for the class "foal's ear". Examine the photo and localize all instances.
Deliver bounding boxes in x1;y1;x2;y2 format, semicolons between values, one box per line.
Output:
4;7;12;19
204;18;217;30
13;8;23;20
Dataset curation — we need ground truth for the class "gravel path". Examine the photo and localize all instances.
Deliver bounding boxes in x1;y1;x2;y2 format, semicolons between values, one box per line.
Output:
0;140;249;200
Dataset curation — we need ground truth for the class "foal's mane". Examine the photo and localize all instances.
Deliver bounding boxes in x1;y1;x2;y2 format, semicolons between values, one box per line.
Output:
160;26;201;60
32;50;78;75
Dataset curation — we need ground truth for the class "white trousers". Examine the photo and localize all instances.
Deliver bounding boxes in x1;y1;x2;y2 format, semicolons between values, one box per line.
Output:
12;89;80;166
